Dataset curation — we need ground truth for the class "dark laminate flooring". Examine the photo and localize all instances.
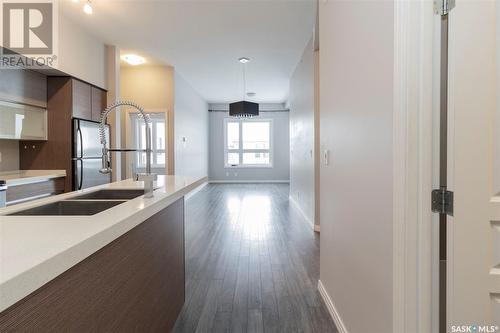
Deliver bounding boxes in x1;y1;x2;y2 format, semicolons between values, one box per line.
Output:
172;184;337;333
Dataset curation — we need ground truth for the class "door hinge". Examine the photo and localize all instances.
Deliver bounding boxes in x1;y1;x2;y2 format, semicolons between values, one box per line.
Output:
432;189;454;216
434;0;455;16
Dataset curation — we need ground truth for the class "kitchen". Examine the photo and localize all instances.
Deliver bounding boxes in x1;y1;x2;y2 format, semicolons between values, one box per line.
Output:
0;0;327;331
0;0;469;331
0;0;211;329
0;46;207;332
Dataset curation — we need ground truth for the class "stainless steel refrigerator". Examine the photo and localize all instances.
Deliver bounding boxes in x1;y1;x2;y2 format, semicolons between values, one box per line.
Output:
72;118;111;191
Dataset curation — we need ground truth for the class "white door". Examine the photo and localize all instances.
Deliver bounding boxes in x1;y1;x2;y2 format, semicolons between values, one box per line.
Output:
448;0;500;329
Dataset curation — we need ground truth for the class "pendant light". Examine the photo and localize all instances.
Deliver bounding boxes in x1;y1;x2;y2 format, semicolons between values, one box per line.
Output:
229;57;259;118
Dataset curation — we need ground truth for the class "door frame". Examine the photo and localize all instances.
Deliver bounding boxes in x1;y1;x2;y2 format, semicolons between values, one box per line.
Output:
393;0;438;331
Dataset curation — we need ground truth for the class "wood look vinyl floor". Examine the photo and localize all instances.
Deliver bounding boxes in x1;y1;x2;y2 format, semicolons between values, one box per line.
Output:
172;184;337;333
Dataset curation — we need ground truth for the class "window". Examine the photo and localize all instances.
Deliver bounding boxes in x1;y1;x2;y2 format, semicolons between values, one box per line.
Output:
131;113;166;168
224;118;273;167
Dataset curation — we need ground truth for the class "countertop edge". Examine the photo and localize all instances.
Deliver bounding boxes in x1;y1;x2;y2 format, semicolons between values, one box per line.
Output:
2;171;67;187
0;176;207;313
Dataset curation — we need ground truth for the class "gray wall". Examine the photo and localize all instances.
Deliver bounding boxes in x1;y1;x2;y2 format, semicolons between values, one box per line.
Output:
209;106;290;182
174;71;209;178
319;1;394;332
289;37;316;226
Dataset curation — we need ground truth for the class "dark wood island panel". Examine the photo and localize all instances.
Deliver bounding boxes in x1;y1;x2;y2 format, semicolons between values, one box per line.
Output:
0;198;185;333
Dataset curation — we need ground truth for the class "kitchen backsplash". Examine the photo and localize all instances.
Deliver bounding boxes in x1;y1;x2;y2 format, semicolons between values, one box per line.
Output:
0;140;20;172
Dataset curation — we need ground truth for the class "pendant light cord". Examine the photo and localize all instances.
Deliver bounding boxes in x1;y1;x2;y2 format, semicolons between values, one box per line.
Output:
242;62;246;101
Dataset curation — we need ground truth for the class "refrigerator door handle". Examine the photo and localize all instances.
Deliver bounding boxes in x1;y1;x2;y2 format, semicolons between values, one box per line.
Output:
78;159;83;190
78;126;83;159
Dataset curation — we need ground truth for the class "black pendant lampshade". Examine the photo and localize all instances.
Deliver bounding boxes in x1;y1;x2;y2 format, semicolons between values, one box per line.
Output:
229;101;259;118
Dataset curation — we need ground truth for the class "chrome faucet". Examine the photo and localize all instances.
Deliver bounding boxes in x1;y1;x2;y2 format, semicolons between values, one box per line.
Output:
98;101;156;198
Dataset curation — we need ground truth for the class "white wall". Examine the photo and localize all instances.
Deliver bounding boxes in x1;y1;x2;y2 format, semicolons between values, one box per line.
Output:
57;13;107;89
174;71;209;178
120;65;174;178
0;14;108;172
319;1;394;332
106;45;121;181
289;37;316;226
209;104;290;182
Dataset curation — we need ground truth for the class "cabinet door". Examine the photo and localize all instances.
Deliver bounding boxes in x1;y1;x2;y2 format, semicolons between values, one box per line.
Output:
0;70;47;108
0;100;47;140
91;87;107;122
72;80;92;120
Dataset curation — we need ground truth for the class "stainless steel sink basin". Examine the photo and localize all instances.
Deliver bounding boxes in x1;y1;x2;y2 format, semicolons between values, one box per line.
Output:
8;200;127;216
71;189;145;200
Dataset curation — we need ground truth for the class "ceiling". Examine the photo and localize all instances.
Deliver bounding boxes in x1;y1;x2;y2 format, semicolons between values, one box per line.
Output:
60;0;315;103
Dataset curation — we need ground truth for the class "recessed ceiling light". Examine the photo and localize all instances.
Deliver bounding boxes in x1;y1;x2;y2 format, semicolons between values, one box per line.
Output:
121;54;147;66
83;1;93;15
247;92;256;97
238;57;250;64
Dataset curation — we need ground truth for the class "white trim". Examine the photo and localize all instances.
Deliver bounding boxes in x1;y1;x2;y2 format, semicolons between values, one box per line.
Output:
289;195;315;230
318;280;348;333
393;0;435;332
130;112;167;169
208;180;289;184
184;180;208;201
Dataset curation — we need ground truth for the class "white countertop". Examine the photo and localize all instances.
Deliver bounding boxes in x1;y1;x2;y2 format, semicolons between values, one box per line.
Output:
0;175;207;312
0;170;66;186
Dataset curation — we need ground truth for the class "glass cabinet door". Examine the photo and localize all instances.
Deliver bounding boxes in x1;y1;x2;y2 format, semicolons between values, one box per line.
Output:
0;101;47;140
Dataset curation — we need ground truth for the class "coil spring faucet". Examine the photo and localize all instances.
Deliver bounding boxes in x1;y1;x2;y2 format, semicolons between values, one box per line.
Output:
98;101;156;198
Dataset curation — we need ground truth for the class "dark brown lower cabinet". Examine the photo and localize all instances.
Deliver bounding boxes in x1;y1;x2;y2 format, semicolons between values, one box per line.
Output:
0;198;185;333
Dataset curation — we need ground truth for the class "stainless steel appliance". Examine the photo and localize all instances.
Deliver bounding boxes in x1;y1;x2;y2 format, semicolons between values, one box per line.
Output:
73;119;111;191
0;180;7;208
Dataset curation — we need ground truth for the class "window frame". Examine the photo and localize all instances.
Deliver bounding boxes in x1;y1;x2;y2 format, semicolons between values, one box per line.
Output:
223;117;274;168
131;113;167;169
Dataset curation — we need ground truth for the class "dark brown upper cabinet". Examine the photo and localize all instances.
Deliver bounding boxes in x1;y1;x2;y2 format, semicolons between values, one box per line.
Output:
72;79;92;120
72;79;107;122
91;86;107;122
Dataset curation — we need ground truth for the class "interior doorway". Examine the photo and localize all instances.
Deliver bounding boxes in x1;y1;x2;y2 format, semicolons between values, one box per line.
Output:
126;111;168;177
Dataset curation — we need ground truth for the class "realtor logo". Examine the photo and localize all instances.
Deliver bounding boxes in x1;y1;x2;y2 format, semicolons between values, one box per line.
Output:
3;2;53;54
0;0;58;68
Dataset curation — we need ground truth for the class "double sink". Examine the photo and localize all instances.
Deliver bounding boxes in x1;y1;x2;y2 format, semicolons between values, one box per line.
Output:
8;189;146;216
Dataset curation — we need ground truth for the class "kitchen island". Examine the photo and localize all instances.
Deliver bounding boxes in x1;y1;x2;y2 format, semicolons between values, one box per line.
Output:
0;175;206;332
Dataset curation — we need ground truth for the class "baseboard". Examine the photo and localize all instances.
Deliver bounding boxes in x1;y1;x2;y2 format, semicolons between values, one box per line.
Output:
184;180;208;200
318;280;348;333
208;180;290;184
289;195;314;230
